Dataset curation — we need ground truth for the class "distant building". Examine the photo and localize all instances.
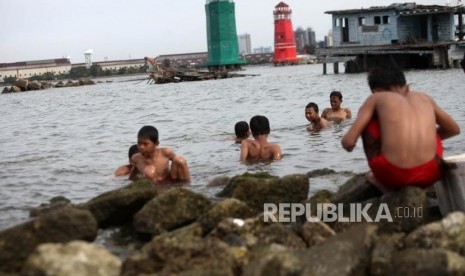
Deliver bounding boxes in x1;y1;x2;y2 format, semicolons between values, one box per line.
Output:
317;3;465;73
324;31;334;47
73;59;145;71
307;28;317;46
0;58;146;82
295;27;317;54
294;27;307;54
253;47;273;54
0;58;71;82
325;3;459;47
238;33;252;54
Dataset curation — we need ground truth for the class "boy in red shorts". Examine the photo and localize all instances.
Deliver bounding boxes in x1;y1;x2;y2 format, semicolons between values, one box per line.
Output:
342;67;460;193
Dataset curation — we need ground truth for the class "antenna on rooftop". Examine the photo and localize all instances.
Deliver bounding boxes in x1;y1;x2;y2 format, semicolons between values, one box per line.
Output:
84;49;93;69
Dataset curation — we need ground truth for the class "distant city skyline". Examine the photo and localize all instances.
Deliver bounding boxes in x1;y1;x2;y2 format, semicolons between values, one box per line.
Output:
0;0;451;63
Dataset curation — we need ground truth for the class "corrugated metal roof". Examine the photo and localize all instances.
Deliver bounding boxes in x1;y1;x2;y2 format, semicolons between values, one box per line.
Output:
325;3;457;15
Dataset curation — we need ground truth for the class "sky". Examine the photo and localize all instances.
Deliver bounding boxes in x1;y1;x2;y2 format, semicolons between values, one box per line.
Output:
0;0;454;63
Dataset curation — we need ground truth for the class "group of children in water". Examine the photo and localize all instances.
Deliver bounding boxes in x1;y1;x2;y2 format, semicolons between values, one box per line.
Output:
115;66;461;194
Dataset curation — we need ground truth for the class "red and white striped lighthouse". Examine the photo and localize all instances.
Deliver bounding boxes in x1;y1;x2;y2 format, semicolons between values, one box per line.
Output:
272;2;299;66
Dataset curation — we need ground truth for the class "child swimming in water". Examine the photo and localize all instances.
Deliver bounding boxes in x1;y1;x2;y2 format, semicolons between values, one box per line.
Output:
129;125;190;183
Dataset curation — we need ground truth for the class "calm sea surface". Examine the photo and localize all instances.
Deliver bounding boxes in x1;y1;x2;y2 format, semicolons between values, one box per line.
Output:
1;64;464;230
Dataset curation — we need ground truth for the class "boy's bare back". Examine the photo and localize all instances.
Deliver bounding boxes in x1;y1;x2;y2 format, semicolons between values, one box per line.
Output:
240;139;281;162
239;115;282;162
342;87;459;168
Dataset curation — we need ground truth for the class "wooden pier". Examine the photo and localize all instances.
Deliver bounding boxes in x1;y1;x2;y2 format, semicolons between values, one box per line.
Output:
319;3;465;73
317;42;463;74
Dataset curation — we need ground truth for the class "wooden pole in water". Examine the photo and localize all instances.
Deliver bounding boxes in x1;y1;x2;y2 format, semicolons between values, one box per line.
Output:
333;62;339;74
323;62;327;75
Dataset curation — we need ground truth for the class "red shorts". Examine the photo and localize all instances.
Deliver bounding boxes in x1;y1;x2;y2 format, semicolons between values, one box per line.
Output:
363;118;444;189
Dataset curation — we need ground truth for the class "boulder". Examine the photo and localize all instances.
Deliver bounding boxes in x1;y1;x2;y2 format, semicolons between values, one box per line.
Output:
54;81;65;88
11;85;21;92
1;87;11;94
370;233;405;276
64;80;78;87
217;172;278;198
405;211;465;254
198;198;254;234
122;236;236;276
133;187;212;236
331;173;382;204
299;220;336;247
78;78;95;85
29;196;72;217
377;186;428;233
40;81;52;89
15;78;28;91
22;241;121;276
299;224;378;275
27;80;41;90
389;248;465;275
217;173;309;212
243;244;308;276
0;207;97;273
83;180;158;228
254;223;306;249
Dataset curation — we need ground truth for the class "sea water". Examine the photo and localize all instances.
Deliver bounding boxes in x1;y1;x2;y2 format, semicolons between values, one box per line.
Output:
0;64;464;230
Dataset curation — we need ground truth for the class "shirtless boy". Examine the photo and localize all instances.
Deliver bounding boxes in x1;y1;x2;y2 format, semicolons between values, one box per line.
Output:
234;121;250;144
342;66;460;193
305;102;330;131
129;125;190;183
114;144;138;177
321;91;352;123
240;115;282;162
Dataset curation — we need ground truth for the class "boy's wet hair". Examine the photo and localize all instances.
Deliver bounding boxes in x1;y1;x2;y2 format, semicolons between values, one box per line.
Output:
250;115;270;137
330;91;343;100
138;125;159;143
368;66;406;91
305;102;319;113
128;144;138;159
235;121;249;138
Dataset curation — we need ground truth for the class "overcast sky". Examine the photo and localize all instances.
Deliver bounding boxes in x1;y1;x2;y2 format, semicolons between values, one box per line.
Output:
0;0;452;63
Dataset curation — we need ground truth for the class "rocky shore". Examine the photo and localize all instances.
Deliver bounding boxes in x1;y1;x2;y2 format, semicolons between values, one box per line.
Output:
1;78;95;94
0;171;464;275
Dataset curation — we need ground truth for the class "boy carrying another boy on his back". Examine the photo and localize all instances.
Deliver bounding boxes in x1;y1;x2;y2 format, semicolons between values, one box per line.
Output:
129;125;190;184
240;115;282;162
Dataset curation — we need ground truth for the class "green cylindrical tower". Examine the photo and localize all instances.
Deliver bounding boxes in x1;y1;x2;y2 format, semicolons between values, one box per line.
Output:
205;0;245;70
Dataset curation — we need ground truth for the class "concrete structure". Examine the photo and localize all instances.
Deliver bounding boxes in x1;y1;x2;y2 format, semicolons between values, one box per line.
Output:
272;2;299;65
205;0;246;70
318;3;465;73
0;59;71;82
84;49;93;69
238;33;252;54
